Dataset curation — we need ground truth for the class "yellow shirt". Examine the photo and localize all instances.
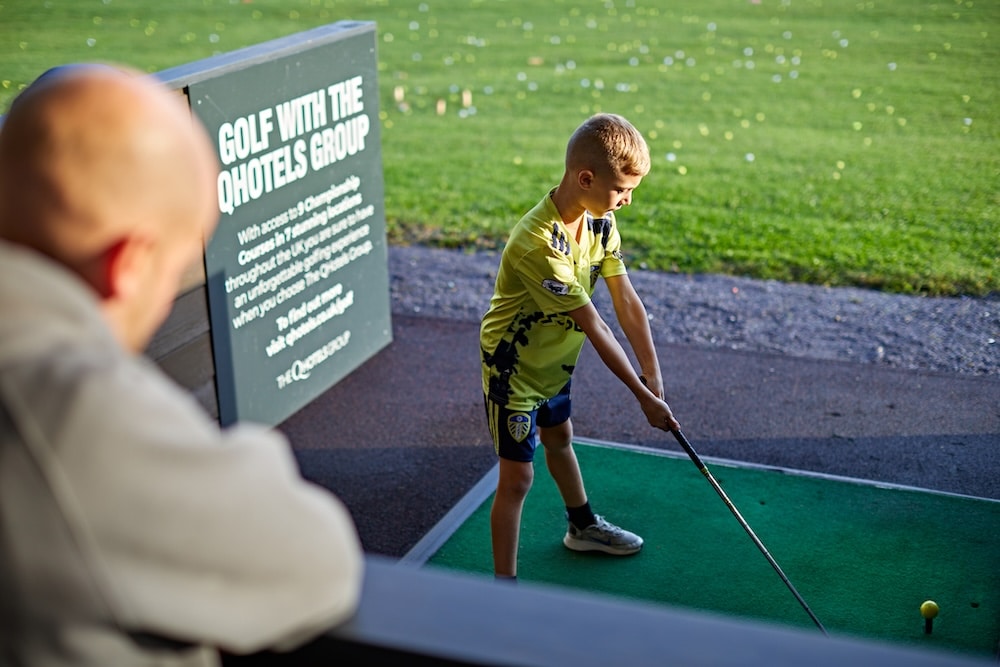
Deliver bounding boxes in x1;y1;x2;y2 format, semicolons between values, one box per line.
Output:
480;190;627;410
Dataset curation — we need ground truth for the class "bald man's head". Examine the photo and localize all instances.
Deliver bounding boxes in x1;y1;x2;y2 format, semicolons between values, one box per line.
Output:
0;65;218;265
0;64;220;351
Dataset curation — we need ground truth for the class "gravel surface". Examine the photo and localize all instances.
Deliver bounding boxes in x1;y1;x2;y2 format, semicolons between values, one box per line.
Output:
389;244;999;377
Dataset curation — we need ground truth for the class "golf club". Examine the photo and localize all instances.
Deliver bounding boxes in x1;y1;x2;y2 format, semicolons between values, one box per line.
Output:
669;426;829;636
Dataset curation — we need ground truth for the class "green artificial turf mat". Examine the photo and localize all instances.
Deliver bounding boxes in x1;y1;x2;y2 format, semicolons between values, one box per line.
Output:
426;442;1000;659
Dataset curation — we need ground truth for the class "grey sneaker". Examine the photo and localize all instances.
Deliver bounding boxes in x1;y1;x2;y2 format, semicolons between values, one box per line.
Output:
563;515;643;555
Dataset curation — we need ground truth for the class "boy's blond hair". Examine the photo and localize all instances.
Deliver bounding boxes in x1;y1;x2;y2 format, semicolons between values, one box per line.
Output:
565;113;650;178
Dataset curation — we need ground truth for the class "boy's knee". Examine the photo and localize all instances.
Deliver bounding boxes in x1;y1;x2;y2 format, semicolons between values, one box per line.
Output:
539;420;573;450
497;460;533;498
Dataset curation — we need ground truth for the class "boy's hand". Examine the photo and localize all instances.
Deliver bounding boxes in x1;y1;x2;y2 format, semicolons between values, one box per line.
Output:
641;395;680;432
639;376;680;431
638;373;664;399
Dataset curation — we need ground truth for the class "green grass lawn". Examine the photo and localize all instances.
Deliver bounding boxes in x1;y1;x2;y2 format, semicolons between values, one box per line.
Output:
1;0;996;295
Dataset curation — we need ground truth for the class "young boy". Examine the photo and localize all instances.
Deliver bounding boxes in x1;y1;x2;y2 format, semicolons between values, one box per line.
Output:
480;113;680;579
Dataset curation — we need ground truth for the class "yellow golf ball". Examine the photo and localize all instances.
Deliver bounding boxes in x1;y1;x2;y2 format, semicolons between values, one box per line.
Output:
920;600;939;619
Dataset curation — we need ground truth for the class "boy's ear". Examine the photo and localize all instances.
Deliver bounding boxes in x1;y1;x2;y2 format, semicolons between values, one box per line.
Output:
97;234;153;301
577;168;595;190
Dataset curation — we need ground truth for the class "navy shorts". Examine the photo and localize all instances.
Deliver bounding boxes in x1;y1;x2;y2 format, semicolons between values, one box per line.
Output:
484;382;572;462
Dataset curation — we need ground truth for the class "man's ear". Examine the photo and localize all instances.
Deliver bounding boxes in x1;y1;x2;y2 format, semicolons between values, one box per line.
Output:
98;235;153;301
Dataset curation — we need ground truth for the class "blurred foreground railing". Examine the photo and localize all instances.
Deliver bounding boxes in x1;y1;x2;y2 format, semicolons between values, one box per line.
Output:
224;556;991;667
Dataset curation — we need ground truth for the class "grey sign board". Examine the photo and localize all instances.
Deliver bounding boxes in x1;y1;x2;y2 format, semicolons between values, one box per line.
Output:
182;22;391;427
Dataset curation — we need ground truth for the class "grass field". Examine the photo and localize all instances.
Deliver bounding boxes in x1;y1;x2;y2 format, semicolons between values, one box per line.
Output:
0;0;996;295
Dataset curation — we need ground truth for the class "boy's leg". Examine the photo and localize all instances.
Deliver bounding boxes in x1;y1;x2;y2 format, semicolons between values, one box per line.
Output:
490;457;533;577
539;418;587;509
538;397;644;556
484;395;541;577
537;383;588;509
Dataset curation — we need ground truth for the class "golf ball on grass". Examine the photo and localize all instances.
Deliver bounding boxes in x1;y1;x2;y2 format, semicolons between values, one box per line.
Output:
920;600;939;635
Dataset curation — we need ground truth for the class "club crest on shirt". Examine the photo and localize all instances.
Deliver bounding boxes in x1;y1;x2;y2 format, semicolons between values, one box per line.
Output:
507;413;531;442
541;278;569;295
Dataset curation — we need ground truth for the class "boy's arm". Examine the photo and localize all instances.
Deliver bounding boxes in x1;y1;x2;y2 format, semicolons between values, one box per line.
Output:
567;300;679;431
604;273;664;398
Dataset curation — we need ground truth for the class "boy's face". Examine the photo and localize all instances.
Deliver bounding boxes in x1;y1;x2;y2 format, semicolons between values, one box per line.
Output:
582;169;643;217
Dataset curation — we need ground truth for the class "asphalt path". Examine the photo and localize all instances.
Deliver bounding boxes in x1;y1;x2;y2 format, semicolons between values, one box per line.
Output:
279;314;999;558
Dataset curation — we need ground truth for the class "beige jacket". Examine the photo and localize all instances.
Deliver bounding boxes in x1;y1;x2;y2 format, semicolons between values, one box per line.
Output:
0;241;363;666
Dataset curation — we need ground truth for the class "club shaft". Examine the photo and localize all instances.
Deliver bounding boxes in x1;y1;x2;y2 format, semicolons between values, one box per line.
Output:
670;428;828;636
